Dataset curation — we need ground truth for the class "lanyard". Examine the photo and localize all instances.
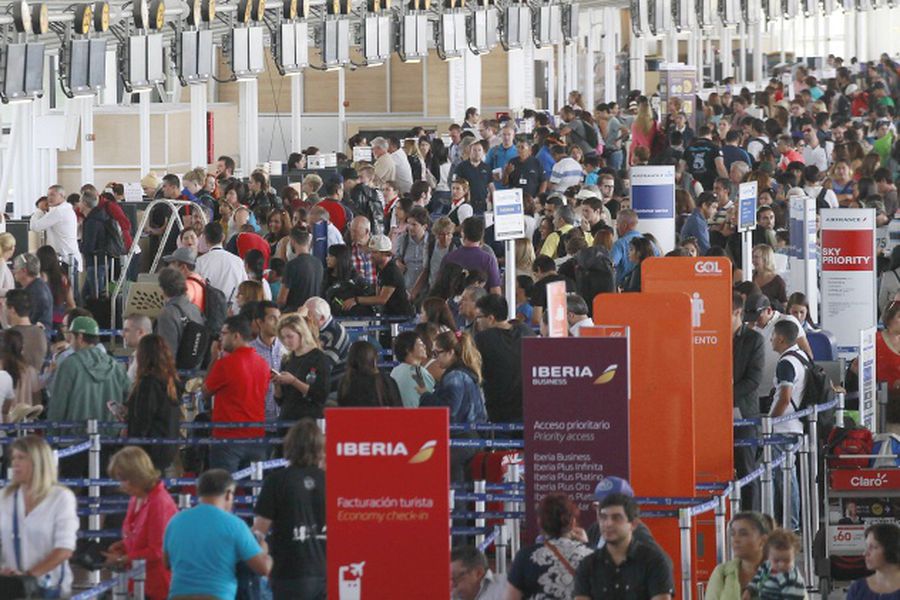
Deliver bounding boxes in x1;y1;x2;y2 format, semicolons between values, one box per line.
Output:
14;489;65;592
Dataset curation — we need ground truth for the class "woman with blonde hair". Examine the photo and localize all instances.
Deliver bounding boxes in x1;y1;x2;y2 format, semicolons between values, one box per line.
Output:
629;98;658;165
235;280;265;313
0;232;15;299
103;446;178;600
274;313;331;421
752;244;787;306
515;238;535;277
0;435;78;595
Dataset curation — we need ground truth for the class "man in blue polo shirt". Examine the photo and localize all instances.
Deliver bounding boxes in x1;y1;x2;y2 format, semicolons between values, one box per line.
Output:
486;125;518;190
611;209;643;287
680;192;718;254
164;469;271;600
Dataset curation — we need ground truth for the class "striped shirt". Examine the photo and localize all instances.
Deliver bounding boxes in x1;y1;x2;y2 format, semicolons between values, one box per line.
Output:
747;562;807;599
549;157;584;192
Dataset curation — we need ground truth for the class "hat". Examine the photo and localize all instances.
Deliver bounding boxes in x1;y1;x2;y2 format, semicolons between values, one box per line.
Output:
8;404;42;423
69;316;100;336
743;294;771;322
593;476;635;502
141;171;161;190
844;83;858;96
545;192;565;206
162;247;197;267
576;188;601;201
368;234;393;253
628;100;638;110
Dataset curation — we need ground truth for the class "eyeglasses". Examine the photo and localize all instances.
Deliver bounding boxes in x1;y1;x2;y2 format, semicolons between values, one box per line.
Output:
431;348;450;358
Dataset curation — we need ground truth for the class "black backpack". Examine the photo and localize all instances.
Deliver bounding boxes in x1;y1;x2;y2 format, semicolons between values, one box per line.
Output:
579;118;600;149
747;137;777;167
201;278;228;338
103;219;126;257
574;246;615;316
173;304;209;370
786;350;836;431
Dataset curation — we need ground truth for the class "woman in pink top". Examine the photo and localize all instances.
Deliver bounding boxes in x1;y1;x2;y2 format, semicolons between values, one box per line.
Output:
103;446;179;600
629;98;658;165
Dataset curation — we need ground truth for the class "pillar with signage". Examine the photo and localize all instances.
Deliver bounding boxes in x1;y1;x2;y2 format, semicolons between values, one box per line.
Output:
493;188;526;320
820;209;876;355
631;165;676;254
859;328;877;431
738;181;758;278
659;65;699;128
326;408;450;599
788;196;819;323
522;337;631;542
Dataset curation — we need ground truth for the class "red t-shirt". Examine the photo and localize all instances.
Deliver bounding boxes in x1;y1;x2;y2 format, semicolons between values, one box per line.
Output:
318;199;349;232
205;346;270;438
877;332;900;389
236;232;271;269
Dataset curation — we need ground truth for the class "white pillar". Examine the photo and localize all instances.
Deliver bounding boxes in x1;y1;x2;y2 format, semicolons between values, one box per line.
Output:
738;21;746;83
80;97;94;185
753;21;764;84
337;67;346;153
291;73;303;152
780;18;787;63
190;84;208;168
238;79;259;175
792;16;800;59
583;33;596;111
604;7;618;102
556;44;565;111
855;9;866;61
814;9;822;61
722;25;733;81
139;92;151;176
0;105;22;215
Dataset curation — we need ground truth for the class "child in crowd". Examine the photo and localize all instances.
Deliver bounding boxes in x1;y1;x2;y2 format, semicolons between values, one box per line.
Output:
743;528;806;600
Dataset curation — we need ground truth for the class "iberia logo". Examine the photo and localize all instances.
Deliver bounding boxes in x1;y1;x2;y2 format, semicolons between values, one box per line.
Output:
594;364;618;385
408;440;437;464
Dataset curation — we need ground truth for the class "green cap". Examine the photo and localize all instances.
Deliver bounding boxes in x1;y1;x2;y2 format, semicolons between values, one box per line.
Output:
69;316;100;336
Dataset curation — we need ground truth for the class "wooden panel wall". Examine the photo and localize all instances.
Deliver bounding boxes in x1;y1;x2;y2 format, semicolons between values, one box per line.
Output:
389;54;424;113
481;47;509;110
426;50;450;116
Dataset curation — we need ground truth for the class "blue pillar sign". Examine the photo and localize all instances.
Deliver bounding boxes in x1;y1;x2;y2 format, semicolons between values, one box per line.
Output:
737;181;757;232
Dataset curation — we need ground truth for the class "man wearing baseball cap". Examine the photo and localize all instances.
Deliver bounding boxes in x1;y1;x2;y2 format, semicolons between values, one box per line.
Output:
48;316;129;427
341;234;414;317
163;247;205;311
585;477;658;550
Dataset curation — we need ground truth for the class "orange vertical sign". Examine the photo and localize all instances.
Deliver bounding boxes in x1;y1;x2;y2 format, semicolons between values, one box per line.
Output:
642;257;734;483
546;280;568;337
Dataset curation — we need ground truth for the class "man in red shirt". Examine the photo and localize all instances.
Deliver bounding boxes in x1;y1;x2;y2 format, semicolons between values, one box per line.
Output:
316;180;353;233
204;315;271;472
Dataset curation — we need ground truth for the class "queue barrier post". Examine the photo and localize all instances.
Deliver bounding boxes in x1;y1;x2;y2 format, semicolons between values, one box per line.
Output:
495;525;508;576
809;401;822;538
251;462;264;499
507;464;521;559
696;582;706;599
133;559;146;600
879;382;889;434
760;416;774;518
729;478;741;524
714;494;728;565
679;508;693;600
781;446;795;530
798;435;814;585
113;569;128;600
474;480;486;549
178;493;192;510
88;419;101;586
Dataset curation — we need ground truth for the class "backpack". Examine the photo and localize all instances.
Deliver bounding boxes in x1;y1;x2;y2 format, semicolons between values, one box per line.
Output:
786;350;836;431
103;218;126;257
826;424;874;468
173;303;209;370
579;119;600;149
555;228;582;258
574;246;615;315
748;137;777;167
202;279;228;338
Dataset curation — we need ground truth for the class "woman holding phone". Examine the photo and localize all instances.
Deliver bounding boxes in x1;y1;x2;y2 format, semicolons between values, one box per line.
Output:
273;314;331;421
390;331;435;408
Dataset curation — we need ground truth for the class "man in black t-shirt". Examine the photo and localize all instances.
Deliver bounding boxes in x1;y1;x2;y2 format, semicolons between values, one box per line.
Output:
529;255;576;326
253;420;326;597
454;141;493;214
342;234;413;317
504;139;547;198
681;126;727;192
278;229;324;311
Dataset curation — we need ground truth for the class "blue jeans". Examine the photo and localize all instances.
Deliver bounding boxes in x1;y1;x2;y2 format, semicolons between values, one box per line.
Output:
606;148;625;171
271;576;326;600
82;261;107;300
208;443;267;474
773;437;801;530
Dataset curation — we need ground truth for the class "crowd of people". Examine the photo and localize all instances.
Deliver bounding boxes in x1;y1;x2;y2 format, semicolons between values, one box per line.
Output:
0;51;899;599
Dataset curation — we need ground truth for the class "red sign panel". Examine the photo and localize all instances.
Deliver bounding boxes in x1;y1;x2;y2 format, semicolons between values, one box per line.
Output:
821;230;876;272
326;408;450;599
830;469;900;491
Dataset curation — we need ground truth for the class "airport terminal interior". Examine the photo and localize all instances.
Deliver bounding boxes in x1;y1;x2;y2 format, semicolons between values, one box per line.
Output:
0;0;897;597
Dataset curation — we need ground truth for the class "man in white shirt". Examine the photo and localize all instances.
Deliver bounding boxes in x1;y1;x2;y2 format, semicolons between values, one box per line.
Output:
803;166;839;209
549;146;584;193
451;546;507;600
802;121;828;172
195;222;246;309
744;294;812;402
30;185;81;271
388;136;414;194
567;294;594;336
769;318;806;529
371;137;396;185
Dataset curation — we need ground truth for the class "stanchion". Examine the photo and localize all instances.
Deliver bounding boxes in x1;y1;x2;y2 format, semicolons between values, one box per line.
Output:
715;495;728;565
474;480;486;548
809;402;823;540
761;416;774;517
679;508;693;600
696;582;706;599
251;462;263;499
133;559;146;600
178;493;192;510
495;525;508;575
88;419;101;586
781;447;795;530
798;435;814;584
836;390;845;429
113;570;128;600
506;464;521;559
879;382;889;434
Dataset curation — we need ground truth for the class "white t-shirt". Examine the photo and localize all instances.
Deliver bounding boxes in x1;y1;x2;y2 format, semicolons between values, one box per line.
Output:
803;144;828;172
754;312;807;401
0;486;78;594
0;371;14;418
771;344;808;435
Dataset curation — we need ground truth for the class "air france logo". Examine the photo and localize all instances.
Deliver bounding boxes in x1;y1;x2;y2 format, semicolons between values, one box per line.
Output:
335;440;438;464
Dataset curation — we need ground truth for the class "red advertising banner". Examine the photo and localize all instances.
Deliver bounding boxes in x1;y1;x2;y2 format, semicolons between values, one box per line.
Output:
642;257;734;483
830;469;900;492
547;280;568;337
522;337;630;542
326;408;450;599
821;229;876;272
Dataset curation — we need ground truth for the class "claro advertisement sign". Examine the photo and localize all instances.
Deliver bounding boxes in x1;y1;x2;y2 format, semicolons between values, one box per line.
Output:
326;408;450;599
